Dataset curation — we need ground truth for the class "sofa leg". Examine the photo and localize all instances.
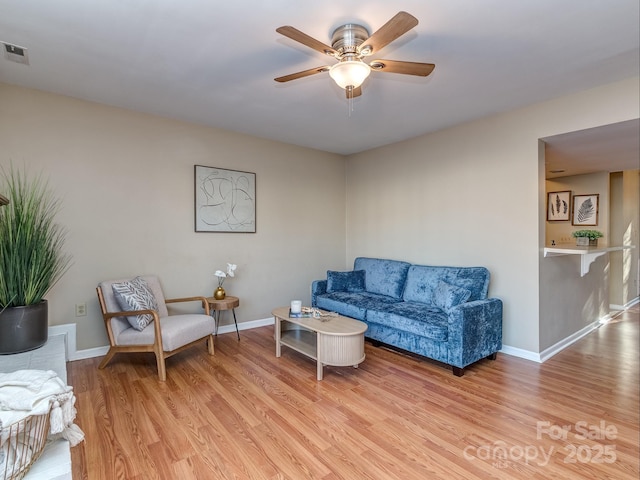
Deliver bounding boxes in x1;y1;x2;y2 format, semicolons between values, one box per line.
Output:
486;352;497;361
452;366;465;377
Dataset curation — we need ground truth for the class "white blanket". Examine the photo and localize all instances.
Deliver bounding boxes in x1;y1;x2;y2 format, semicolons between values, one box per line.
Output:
0;369;84;447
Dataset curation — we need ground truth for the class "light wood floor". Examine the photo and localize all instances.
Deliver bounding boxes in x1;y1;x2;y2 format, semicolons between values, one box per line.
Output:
69;306;639;479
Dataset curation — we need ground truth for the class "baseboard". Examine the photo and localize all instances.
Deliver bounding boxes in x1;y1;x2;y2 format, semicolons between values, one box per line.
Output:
501;321;601;364
217;316;275;334
48;323;109;361
53;316;276;361
501;299;639;364
73;345;110;361
609;296;639;312
538;320;601;363
499;345;541;363
48;324;75;361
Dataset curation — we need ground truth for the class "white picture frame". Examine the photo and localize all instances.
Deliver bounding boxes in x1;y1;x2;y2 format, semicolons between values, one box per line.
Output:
194;165;256;233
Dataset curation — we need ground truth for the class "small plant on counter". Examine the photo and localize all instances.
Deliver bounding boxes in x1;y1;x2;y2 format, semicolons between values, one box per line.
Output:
571;230;603;240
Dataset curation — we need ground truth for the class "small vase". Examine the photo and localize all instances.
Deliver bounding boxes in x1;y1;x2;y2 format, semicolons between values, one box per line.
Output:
214;286;226;300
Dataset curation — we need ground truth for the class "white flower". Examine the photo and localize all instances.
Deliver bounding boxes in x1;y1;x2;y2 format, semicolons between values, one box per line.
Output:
226;263;237;278
215;263;237;287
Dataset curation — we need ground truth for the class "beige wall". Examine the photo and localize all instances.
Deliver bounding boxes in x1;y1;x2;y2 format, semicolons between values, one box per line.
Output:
621;170;640;304
346;77;639;353
1;76;638;356
610;170;640;307
0;83;346;350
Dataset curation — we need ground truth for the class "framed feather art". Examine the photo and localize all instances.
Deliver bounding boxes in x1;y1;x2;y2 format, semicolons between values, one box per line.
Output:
572;194;599;226
547;191;571;221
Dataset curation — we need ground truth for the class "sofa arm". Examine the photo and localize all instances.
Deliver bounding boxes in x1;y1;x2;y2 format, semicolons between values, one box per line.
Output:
446;298;503;368
311;280;327;306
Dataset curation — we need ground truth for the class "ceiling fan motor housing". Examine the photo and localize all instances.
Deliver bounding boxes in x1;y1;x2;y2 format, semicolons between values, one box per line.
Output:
331;24;370;57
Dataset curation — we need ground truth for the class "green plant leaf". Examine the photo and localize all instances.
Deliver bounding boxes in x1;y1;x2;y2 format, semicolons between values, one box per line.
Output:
0;165;72;308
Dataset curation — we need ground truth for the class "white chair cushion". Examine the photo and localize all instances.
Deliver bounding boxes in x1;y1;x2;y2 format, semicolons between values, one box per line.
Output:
116;314;215;352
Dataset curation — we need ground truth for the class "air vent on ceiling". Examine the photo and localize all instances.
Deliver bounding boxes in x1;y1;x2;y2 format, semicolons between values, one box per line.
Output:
2;42;29;65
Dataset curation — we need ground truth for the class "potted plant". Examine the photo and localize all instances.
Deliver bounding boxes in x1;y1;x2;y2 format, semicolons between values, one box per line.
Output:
572;229;603;247
0;166;72;354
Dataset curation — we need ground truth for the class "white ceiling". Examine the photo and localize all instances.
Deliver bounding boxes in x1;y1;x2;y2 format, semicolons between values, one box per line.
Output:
544;119;640;179
0;1;638;157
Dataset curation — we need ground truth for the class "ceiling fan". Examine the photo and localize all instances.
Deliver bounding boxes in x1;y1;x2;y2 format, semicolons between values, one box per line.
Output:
274;11;435;99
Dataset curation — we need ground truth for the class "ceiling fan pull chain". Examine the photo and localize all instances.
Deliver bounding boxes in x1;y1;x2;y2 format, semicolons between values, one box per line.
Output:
346;87;354;117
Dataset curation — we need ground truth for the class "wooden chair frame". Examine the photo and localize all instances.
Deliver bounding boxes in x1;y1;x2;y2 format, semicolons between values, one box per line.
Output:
96;286;214;381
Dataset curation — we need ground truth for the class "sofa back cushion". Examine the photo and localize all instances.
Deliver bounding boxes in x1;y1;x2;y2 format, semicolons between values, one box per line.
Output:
326;270;366;293
402;265;490;304
431;281;472;311
353;257;411;299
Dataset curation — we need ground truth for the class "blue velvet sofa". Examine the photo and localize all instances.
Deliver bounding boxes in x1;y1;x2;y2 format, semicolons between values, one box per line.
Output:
311;257;503;376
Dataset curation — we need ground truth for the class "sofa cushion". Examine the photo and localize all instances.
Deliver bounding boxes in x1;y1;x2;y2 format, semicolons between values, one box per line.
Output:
402;265;490;304
326;270;366;293
353;257;411;299
112;276;159;331
432;281;471;311
316;293;366;320
367;303;449;342
316;291;401;321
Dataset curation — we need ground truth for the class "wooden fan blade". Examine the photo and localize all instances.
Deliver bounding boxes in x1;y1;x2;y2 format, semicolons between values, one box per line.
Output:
370;60;435;77
346;86;362;99
276;26;338;57
360;11;418;55
275;66;330;83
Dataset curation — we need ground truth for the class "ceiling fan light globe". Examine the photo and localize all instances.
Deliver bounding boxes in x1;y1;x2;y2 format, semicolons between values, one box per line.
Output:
329;61;371;89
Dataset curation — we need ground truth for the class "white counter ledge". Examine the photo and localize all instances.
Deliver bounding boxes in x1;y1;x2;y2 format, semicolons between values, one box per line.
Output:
543;245;635;276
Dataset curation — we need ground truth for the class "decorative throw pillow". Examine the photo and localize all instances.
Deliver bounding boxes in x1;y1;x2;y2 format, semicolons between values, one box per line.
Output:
112;276;159;331
326;270;366;293
432;280;472;312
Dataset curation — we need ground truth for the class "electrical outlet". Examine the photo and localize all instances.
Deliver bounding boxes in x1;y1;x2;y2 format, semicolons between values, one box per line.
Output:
75;303;86;317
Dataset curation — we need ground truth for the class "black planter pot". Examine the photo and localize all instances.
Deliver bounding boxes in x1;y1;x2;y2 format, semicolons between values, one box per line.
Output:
0;300;48;354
